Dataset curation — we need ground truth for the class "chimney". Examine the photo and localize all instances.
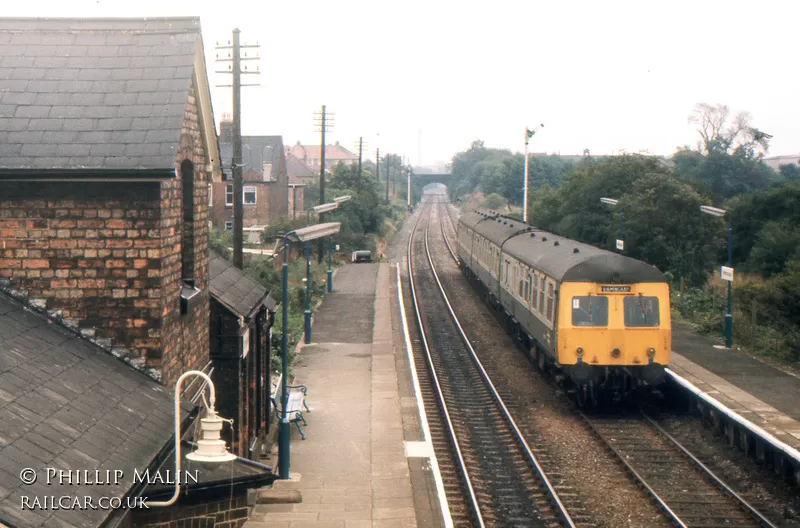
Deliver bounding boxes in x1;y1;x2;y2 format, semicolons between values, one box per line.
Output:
220;118;233;143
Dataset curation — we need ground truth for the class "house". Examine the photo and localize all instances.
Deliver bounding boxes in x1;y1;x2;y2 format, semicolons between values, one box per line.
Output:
0;17;274;527
211;121;289;232
208;250;277;460
286;153;314;217
286;140;358;173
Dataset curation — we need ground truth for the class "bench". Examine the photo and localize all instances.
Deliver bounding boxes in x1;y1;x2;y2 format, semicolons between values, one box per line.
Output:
271;375;310;440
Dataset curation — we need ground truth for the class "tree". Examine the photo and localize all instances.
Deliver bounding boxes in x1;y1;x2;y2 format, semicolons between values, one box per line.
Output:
779;163;800;182
536;154;666;244
623;173;722;286
481;193;506;210
689;103;771;159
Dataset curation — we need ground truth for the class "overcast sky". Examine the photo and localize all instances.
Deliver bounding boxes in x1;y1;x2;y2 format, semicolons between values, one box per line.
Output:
7;0;798;166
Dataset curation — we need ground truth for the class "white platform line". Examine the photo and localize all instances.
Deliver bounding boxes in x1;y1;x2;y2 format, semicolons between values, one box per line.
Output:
396;263;453;528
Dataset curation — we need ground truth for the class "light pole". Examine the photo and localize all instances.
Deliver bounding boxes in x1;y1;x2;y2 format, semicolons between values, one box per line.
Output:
148;370;236;507
328;195;351;292
600;197;623;252
523;124;543;224
277;222;341;479
700;205;733;348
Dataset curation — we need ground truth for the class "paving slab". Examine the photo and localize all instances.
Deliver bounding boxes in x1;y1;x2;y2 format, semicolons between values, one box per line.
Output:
243;264;420;527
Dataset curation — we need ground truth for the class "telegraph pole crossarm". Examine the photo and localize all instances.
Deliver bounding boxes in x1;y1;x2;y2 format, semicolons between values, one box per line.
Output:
215;30;260;270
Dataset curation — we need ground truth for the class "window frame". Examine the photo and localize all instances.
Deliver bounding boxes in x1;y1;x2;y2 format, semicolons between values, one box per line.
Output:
571;295;610;327
244;186;257;205
623;295;661;327
225;184;233;207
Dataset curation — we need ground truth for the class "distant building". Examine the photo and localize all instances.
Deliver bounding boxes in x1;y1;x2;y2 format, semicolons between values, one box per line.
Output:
286;140;358;173
762;155;800;172
287;153;315;217
212;122;289;232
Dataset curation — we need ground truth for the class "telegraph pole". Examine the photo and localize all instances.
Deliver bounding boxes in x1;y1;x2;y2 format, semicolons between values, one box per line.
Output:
215;30;260;269
313;106;334;262
357;137;363;181
376;148;380;184
385;156;390;204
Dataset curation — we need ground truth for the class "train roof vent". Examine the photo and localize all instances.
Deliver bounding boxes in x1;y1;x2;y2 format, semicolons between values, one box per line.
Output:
554;241;560;246
541;236;547;241
530;232;536;237
573;247;580;253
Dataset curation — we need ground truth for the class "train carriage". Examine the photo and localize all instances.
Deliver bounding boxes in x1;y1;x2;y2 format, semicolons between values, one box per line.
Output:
457;210;671;402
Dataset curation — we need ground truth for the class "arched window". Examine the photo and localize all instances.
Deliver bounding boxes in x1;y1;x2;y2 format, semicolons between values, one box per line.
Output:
181;159;195;286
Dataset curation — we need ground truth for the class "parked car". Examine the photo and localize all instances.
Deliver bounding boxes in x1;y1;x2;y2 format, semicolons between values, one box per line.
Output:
351;250;372;263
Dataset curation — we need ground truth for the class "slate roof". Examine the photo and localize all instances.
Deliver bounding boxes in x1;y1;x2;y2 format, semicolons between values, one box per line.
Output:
220;135;286;182
208;250;273;319
287;141;358;162
0;17;202;174
286;153;315;184
0;291;186;528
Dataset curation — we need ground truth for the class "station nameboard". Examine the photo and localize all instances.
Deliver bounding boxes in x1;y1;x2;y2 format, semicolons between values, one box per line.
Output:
720;266;734;282
600;285;631;293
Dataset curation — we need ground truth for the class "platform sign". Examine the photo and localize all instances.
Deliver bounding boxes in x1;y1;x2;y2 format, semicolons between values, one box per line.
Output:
616;239;624;251
720;266;734;282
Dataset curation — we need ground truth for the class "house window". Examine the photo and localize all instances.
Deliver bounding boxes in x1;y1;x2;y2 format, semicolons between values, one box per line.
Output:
225;184;233;206
181;159;195;285
225;221;233;231
263;163;274;182
244;186;257;205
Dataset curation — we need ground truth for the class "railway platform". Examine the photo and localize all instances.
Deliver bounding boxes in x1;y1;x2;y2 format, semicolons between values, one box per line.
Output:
668;321;800;466
243;263;441;528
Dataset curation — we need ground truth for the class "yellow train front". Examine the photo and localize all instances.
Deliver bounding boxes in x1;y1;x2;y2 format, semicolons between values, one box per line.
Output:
458;211;670;403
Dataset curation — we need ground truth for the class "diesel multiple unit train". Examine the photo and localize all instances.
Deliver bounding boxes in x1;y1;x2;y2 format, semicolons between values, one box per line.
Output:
457;210;671;404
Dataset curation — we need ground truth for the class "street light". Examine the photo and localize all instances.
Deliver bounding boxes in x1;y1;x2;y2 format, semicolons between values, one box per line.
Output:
523;123;544;224
278;222;341;479
700;205;733;348
327;195;351;292
149;370;236;507
600;197;623;252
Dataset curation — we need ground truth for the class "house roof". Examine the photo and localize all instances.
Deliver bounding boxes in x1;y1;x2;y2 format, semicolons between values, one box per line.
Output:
286;153;315;184
208;250;274;319
0;291;185;528
0;17;204;175
220;135;286;182
287;142;358;162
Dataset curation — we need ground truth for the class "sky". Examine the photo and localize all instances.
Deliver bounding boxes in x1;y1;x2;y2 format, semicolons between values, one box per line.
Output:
6;0;799;167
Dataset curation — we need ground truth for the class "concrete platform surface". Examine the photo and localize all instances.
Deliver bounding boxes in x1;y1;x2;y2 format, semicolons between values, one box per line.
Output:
243;264;419;528
670;322;800;453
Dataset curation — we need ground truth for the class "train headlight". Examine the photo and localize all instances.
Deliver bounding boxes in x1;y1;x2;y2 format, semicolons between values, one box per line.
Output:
576;347;584;357
611;348;621;358
647;347;656;358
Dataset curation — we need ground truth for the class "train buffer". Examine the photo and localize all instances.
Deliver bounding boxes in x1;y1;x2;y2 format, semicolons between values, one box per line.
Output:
271;374;311;440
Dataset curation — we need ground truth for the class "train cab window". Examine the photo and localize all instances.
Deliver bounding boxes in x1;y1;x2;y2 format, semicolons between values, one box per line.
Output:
624;296;660;327
571;296;609;326
546;282;555;321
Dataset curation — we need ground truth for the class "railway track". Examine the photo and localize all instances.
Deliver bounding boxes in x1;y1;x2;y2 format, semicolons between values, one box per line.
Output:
406;198;589;527
427;196;782;528
581;409;778;528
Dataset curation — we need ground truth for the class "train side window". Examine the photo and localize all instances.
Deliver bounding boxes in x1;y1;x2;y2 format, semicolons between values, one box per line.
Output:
624;296;660;327
571;296;609;326
546;282;555;321
532;274;539;310
538;277;546;313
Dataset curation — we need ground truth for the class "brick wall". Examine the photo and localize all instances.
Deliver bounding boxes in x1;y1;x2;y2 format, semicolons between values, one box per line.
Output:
130;492;250;527
209;179;286;231
0;84;210;386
